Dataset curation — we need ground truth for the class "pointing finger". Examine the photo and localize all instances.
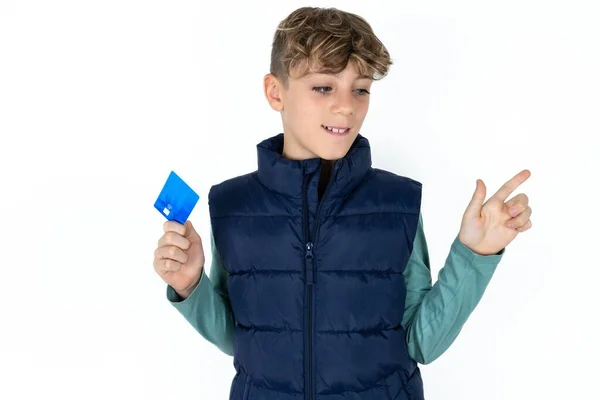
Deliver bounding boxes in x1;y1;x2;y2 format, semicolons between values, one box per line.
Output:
491;169;531;203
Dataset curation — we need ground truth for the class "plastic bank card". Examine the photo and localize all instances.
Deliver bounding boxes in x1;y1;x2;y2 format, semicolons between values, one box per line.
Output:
154;171;199;224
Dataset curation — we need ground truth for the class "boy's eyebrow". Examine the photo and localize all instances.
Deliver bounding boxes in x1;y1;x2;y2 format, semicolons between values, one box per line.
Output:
334;72;372;80
305;73;372;81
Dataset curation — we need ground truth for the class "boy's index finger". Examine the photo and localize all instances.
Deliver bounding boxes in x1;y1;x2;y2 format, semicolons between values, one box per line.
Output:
163;220;186;235
491;169;531;202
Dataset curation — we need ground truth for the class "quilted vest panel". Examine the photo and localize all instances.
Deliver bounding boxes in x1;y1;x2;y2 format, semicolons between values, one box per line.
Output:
209;134;424;400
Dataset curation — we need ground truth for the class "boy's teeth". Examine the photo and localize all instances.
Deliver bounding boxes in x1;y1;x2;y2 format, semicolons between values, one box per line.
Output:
324;126;348;133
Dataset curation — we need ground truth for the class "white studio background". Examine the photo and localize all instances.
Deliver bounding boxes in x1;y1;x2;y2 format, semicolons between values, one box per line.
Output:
1;1;598;399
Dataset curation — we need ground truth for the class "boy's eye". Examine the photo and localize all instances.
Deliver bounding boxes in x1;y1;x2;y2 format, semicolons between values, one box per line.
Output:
312;86;332;93
312;87;370;95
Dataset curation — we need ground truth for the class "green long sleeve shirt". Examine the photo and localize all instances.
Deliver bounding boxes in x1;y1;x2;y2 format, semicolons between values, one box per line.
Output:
167;212;504;364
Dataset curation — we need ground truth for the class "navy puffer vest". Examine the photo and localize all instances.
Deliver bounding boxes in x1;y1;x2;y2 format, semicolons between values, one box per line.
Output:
209;133;424;400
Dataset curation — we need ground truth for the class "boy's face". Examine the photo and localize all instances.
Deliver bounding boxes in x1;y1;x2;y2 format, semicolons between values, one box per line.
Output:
264;60;372;161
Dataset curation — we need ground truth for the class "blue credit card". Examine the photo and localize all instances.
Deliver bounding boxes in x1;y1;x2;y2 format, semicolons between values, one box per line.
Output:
154;171;199;224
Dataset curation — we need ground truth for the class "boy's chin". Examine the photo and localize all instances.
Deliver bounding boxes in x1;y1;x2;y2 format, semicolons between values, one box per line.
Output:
315;134;357;160
314;143;353;161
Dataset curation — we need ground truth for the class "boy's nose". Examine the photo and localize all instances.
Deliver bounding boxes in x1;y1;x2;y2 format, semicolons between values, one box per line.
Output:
331;93;355;116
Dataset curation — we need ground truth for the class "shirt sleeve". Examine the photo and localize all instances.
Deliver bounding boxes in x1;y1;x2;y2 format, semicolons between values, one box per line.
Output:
401;212;505;364
166;225;235;356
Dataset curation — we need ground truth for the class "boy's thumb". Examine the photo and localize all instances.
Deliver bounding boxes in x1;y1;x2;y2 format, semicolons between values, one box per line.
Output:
464;179;486;218
185;220;199;239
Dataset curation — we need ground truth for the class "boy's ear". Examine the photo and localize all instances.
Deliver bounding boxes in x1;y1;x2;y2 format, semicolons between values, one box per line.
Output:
263;73;284;112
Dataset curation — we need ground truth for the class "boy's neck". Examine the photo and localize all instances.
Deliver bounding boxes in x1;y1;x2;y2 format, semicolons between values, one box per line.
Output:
318;159;334;201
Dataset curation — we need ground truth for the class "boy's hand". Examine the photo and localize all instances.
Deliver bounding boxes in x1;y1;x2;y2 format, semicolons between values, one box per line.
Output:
154;220;205;298
458;169;532;256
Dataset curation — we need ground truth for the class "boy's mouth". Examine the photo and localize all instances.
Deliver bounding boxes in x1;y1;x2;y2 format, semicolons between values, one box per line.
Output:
322;125;351;136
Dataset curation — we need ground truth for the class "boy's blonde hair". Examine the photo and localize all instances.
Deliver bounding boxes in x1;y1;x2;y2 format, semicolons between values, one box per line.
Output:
270;7;392;88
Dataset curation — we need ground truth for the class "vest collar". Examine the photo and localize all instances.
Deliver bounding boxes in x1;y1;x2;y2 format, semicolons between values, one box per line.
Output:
256;133;372;199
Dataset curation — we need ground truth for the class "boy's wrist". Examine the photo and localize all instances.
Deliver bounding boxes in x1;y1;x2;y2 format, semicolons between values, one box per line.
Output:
175;268;203;300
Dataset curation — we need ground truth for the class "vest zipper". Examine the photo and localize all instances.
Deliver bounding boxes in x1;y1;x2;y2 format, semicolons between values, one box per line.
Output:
302;174;313;400
304;240;314;400
302;162;339;400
